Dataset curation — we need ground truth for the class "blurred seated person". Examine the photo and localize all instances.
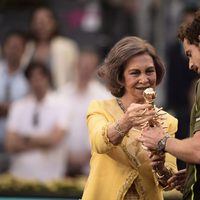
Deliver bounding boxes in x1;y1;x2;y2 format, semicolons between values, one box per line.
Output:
22;6;79;88
0;30;28;172
5;62;68;181
58;47;111;177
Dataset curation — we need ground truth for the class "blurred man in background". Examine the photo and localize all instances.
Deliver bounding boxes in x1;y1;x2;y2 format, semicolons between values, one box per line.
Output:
58;48;110;176
0;30;28;172
6;62;68;181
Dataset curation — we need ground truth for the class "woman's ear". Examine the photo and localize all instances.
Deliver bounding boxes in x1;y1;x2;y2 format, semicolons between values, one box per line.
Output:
117;73;124;87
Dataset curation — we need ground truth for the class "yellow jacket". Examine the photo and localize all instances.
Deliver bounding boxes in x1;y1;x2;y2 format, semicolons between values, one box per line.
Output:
82;99;178;200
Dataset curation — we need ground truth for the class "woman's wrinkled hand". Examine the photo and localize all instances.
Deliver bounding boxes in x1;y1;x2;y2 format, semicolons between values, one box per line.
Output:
149;151;165;173
124;103;156;130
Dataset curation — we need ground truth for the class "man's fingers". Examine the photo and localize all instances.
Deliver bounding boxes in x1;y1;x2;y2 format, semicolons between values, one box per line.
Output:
167;176;177;184
175;169;187;176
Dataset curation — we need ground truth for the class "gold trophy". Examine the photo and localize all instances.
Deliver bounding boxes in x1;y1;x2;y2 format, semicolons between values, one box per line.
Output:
143;87;165;128
141;88;166;150
143;87;156;104
124;88;167;173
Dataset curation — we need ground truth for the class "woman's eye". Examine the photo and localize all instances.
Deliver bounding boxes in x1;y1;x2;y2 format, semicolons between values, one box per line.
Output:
146;69;155;74
130;71;140;75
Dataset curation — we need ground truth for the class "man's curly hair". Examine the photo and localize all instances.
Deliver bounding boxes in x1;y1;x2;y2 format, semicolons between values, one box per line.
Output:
178;10;200;45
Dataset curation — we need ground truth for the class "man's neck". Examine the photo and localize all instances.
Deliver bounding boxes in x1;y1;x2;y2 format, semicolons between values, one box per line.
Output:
7;63;20;75
76;78;90;92
34;91;47;102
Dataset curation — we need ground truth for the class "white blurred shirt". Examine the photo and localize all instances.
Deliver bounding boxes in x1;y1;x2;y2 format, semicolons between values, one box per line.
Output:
0;61;28;143
7;92;68;181
59;80;111;174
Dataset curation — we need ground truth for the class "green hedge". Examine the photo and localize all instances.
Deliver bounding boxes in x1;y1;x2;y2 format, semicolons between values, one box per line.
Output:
0;174;86;198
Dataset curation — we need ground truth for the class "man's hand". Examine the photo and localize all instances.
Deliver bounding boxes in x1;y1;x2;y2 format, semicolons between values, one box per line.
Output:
137;126;165;151
167;169;186;192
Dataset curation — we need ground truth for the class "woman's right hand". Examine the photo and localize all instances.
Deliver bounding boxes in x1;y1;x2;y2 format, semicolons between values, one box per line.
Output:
108;103;156;145
124;103;156;130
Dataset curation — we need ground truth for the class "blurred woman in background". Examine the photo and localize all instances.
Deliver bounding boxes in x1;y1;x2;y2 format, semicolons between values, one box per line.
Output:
22;6;79;88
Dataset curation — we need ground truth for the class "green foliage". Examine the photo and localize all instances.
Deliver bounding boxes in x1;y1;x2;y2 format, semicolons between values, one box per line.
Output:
0;174;86;198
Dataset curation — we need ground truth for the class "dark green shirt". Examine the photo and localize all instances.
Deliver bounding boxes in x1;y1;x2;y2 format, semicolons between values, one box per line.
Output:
183;79;200;200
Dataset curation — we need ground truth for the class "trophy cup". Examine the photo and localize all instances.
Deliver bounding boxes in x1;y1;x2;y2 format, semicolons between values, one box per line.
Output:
143;88;173;184
143;88;162;128
124;88;168;174
141;88;166;150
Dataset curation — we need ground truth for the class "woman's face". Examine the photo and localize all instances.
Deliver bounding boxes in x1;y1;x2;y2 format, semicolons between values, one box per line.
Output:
122;53;157;103
31;8;56;40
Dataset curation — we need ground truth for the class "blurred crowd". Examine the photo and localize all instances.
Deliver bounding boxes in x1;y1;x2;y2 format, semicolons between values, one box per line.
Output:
0;0;199;182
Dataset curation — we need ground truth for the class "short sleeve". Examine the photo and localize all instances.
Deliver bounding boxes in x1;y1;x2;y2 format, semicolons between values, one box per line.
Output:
193;80;200;133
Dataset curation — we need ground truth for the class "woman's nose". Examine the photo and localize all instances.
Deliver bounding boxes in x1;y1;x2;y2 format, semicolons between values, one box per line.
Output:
139;75;149;84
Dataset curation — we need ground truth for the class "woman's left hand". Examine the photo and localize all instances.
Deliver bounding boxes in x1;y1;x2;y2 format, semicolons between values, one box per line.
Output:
149;151;165;173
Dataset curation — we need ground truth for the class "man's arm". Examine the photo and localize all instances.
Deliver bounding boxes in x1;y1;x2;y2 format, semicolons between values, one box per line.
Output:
5;126;66;153
138;127;200;164
30;126;65;148
165;131;200;164
6;131;35;153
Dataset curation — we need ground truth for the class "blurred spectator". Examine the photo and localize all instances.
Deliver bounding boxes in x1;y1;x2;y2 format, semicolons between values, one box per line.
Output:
165;4;198;169
62;0;138;58
58;48;111;177
0;30;28;172
22;6;79;89
99;0;138;56
5;62;68;181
